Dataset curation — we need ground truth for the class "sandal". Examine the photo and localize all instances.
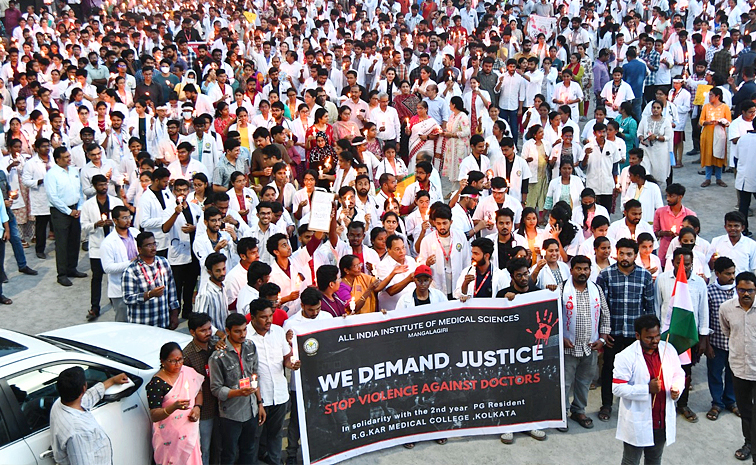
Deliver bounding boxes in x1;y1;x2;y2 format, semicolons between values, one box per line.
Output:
86;309;100;322
597;406;611;422
706;406;721;421
435;438;447;445
570;412;594;429
728;405;742;417
736;443;752;461
678;406;699;423
403;443;415;449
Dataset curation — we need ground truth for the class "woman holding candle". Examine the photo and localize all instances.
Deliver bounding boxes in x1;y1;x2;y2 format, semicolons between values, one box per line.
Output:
339;255;386;313
310;131;337;190
374;143;408;187
522;124;553;215
699;87;731;187
637;100;673;185
292;169;318;223
146;342;204;465
531;238;571;290
305;108;333;171
363;122;383;159
332;106;361;141
517;207;547;265
440;96;471;186
227;171;258;227
394;80;420;160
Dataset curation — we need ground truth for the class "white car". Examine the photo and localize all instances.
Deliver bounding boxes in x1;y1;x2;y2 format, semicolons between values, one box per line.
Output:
0;322;191;465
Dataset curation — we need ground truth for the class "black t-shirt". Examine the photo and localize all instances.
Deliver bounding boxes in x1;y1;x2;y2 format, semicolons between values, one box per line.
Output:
496;284;537;298
473;267;493;298
413;291;431;306
497;236;516;270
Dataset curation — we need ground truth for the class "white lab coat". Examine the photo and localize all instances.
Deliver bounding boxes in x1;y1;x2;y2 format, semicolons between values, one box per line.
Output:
80;195;124;259
417;229;472;297
491;155;532;201
100;227;140;298
21;154;54;216
520;138;553;185
533;261;571;289
396;288;449;310
163;201;203;266
612;340;685;447
269;247;313;316
138;188;175;251
736;132;756;193
545;176;584;211
472;194;524;238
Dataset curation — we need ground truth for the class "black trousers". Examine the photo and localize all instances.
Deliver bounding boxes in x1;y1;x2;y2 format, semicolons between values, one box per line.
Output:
35;214;51;254
678;363;692;408
50;208;81;279
601;335;637;408
596;194;614;213
691;108;702;151
733;376;756;448
172;259;200;318
739;190;756;234
90;258;104;310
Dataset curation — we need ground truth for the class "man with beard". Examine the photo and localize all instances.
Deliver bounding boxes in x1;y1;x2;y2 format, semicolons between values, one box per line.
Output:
103;111;136;175
490;207;528;270
653;183;696;261
557;255;611;432
417;203;471;299
195;252;229;331
455;237;509;300
613;314;684;464
451;186;488;241
354;174;381;230
268;231;322;316
655;248;709;423
608;199;657;249
473;177;524;238
329;220;380;274
597;238;656;422
707;211;756;275
400;161;443;214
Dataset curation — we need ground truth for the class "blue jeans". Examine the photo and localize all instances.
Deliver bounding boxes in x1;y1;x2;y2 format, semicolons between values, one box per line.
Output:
6;211;26;269
707;345;737;409
199;418;213;465
219;416;258;465
500;109;520;145
705;165;723;181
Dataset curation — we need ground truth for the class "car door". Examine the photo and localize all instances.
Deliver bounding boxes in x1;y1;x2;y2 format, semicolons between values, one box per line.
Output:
0;385;37;465
2;361;151;465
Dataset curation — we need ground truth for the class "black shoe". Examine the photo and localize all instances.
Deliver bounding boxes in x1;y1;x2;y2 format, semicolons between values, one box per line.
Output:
36;252;46;259
68;270;87;278
1;276;8;284
0;295;12;305
57;277;73;287
698;170;706;175
86;308;100;321
18;266;37;275
686;149;700;156
82;241;89;252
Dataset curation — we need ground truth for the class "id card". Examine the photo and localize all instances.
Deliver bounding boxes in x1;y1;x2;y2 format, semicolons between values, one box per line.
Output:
239;377;250;389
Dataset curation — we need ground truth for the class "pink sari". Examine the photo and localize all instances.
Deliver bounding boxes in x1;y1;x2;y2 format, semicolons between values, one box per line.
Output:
152;366;205;465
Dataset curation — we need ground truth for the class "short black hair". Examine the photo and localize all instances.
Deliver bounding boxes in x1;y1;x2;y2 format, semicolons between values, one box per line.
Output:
247;261;272;286
237;237;258;256
507;257;531;275
301;287;323;306
225;312;247;330
248;298;273;316
316;265;340;291
737;271;756;287
57;366;87;403
571;254;592;268
634;314;660;334
714;256;736;273
204;252;227;270
267;233;289;257
188;312;212;331
471;237;494;257
615;238;638;254
136;231;155;248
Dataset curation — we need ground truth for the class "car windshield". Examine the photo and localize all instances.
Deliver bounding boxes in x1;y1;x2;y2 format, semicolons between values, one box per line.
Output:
37;336;152;370
0;338;27;358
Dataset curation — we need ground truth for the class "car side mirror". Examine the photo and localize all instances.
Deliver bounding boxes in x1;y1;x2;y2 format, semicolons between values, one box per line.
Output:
103;375;142;402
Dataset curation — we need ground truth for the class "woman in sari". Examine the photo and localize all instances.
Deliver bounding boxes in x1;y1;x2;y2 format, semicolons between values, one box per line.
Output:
362;122;383;156
310;131;337;189
290;104;310;184
440;96;471;185
393;81;419;161
637;100;673;185
332;106;361;141
699;87;731;187
522;124;553;215
147;342;204;465
305;108;334;168
407;101;441;170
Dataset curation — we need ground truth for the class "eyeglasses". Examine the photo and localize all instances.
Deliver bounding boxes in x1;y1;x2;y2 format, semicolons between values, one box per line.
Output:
737;288;756;294
142;242;158;248
165;357;184;365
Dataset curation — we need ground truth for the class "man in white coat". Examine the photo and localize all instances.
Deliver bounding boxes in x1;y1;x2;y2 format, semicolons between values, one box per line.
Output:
80;175;123;321
22;138;54;259
138;167;174;257
396;265;449;309
612;314;685;465
100;206;140;322
417;204;471;299
454;237;509;300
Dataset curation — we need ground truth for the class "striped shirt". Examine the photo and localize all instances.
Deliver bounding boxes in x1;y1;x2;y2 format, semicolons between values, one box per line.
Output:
558;282;612;357
50;383;113;465
597;264;656;338
195;280;229;330
708;282;735;351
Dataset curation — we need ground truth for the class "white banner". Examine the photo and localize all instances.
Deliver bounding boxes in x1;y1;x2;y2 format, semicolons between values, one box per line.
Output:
526;15;558;41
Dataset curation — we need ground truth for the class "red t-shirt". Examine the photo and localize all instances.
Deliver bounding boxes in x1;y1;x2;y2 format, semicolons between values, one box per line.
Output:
643;351;665;429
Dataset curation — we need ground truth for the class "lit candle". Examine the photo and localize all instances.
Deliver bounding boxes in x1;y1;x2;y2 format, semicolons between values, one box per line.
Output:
318;166;324;178
405;117;409;125
615;182;621;189
349;298;356;313
540;249;546;258
9;190;17;199
471;260;477;268
486;169;493;181
250;374;258;389
184;381;190;399
101;213;108;221
671;225;677;234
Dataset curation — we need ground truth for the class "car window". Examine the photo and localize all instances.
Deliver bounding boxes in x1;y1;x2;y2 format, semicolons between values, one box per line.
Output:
6;363;111;436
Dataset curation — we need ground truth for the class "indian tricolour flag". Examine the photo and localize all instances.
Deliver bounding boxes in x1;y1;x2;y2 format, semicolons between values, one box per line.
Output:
661;262;700;358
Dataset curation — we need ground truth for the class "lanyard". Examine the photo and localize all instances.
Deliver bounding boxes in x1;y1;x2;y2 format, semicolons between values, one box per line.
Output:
474;268;491;296
137;260;161;288
235;346;244;373
436;234;453;263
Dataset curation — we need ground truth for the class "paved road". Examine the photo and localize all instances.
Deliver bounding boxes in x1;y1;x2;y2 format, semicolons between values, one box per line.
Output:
1;135;743;464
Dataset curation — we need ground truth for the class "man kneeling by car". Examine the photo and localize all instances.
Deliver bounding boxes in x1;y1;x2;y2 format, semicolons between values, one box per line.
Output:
50;366;130;465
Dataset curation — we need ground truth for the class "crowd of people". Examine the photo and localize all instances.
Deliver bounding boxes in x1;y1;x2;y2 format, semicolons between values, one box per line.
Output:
5;0;756;463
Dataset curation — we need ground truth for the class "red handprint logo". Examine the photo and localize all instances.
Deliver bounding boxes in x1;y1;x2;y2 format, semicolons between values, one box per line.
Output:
526;309;559;346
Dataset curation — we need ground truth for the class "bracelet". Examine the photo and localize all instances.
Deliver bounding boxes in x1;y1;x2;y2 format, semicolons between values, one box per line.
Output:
163;408;169;417
193;405;202;409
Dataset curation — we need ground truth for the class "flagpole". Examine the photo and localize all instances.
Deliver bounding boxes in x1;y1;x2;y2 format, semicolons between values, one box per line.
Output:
651;333;671;406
